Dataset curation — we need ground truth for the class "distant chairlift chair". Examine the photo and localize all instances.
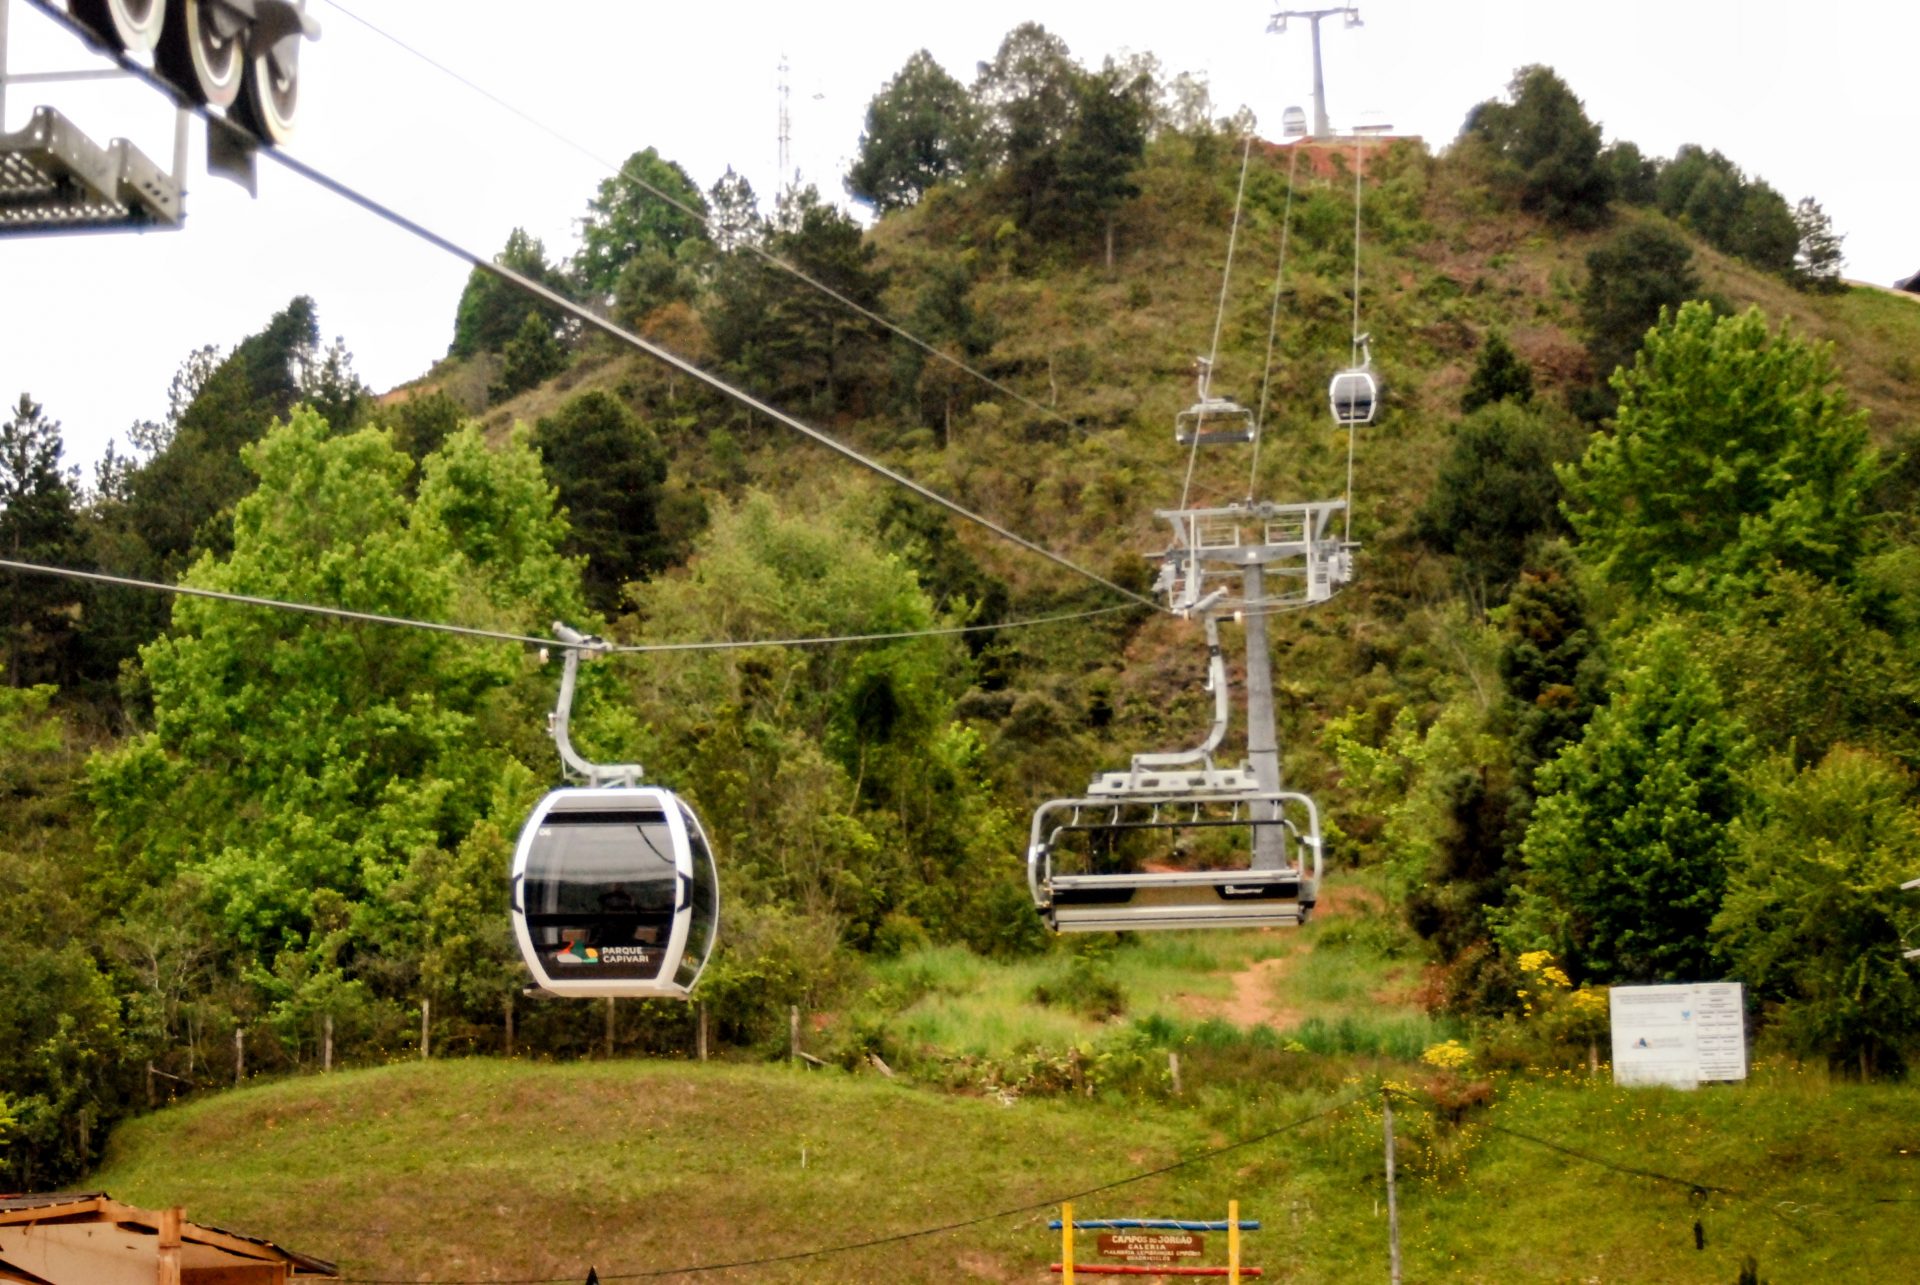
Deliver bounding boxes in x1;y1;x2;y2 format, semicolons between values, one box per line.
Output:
1175;356;1257;446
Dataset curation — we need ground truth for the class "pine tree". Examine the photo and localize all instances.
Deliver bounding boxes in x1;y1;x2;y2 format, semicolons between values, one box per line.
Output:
0;394;81;685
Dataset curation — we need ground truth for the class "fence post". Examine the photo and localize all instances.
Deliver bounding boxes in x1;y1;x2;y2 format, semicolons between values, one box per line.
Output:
234;1028;244;1086
789;1004;800;1065
146;1061;156;1109
1384;1087;1402;1285
323;1013;334;1073
604;997;616;1058
697;1002;709;1062
420;999;430;1060
157;1206;183;1285
1169;1050;1183;1095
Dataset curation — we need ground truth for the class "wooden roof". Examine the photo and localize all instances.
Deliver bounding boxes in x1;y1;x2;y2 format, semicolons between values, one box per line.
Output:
0;1192;338;1283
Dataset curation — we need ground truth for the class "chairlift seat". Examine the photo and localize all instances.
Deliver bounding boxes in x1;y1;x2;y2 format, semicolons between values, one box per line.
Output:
1046;867;1313;933
1175;397;1257;446
1028;790;1323;934
510;785;719;999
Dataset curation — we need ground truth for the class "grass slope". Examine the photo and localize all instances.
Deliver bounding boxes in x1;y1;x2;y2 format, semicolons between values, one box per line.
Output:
91;1055;1920;1283
91;919;1920;1285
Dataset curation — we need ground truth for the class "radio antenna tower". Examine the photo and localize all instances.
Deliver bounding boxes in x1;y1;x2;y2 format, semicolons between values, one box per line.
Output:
1267;6;1363;139
776;53;792;192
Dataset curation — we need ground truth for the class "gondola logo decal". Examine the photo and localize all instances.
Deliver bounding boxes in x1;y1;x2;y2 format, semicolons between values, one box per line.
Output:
557;937;600;964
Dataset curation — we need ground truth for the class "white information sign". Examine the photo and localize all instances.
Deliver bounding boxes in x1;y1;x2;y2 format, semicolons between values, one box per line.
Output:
1609;983;1747;1089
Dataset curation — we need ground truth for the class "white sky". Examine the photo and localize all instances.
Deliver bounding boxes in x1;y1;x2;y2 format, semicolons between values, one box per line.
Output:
3;0;1915;481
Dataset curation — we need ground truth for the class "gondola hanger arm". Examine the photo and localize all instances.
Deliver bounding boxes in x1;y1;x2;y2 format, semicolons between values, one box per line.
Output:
549;622;642;788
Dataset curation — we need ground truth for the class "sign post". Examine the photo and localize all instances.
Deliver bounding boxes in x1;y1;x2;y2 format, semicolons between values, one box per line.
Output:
1050;1207;1260;1278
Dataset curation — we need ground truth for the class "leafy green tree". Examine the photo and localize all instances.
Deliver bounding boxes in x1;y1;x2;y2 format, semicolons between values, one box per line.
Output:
1600;140;1657;206
0;686;131;1187
1462;65;1612;228
706;167;762;253
386;389;467;464
1460;330;1535;414
1714;748;1920;1078
1508;623;1751;982
891;259;996;435
488;310;569;404
1730;180;1798;275
973;23;1079;228
572;148;710;299
1497;544;1607;792
847;50;980;212
89;410;585;1036
1655;145;1798;276
1792;196;1846;292
533;390;671;609
1563;302;1879;604
449;227;568;358
707;186;887;415
1415;402;1573;612
611;240;707;330
1056;60;1153;264
0;394;81;685
626;490;1012;945
1579;221;1701;388
1693;568;1920;769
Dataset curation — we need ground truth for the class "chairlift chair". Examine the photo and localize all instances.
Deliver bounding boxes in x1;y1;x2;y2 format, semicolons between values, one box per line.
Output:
1028;789;1323;932
1328;334;1379;427
509;625;719;999
1024;615;1322;932
1175;356;1256;446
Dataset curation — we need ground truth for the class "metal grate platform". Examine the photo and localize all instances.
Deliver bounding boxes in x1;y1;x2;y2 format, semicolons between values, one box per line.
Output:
0;106;180;233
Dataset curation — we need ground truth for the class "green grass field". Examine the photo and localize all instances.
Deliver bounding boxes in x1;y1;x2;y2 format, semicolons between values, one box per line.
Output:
90;1056;1920;1283
89;917;1920;1283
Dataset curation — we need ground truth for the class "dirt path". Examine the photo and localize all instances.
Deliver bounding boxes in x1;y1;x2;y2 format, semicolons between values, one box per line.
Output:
1170;882;1382;1030
1189;951;1305;1029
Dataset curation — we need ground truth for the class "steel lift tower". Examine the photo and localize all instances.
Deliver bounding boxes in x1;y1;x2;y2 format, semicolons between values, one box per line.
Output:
1267;5;1362;140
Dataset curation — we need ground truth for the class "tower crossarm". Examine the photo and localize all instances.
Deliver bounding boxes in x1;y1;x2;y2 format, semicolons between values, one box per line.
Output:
1152;499;1353;613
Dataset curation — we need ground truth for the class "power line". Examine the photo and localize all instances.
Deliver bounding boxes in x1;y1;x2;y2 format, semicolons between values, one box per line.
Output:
1478;1121;1736;1199
0;558;1138;652
316;0;1085;436
335;1094;1360;1284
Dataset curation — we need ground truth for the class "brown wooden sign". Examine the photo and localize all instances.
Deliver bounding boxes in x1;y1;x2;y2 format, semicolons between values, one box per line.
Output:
1097;1231;1206;1262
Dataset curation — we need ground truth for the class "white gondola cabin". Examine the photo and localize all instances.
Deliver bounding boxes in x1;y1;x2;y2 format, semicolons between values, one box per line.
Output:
511;786;719;999
1328;367;1378;425
1329;334;1380;426
510;625;720;999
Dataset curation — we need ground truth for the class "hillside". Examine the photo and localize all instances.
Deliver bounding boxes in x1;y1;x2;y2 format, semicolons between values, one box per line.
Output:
90;1035;1920;1282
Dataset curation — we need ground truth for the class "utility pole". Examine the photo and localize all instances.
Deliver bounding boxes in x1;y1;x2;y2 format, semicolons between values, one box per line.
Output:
1267;6;1363;140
